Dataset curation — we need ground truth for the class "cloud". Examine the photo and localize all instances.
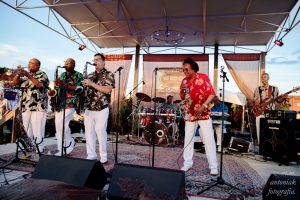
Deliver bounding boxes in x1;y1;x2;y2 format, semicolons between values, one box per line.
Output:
267;56;300;65
0;43;19;57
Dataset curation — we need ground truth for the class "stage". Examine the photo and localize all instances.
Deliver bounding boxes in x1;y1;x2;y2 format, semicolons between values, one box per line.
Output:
1;133;300;199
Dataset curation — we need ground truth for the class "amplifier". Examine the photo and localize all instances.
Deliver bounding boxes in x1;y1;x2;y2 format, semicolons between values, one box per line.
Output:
265;110;296;120
228;137;251;153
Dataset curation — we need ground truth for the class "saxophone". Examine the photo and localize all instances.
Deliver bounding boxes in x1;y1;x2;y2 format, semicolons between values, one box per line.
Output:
181;79;192;121
49;66;59;112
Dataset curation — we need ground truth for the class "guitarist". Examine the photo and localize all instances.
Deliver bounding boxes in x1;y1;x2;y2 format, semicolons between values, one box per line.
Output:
253;73;286;145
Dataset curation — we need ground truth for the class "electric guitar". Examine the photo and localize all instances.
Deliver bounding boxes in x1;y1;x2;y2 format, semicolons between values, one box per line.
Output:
253;86;300;116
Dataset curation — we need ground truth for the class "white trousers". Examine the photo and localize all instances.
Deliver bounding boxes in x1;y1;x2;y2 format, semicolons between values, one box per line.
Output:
214;124;226;146
183;119;218;170
84;108;109;162
22;111;47;151
55;108;75;152
255;115;265;145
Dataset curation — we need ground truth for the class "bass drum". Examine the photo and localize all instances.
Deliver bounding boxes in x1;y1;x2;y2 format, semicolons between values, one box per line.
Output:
143;122;167;145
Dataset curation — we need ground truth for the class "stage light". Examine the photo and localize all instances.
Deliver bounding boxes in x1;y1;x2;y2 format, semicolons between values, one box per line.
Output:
274;39;283;47
78;45;86;51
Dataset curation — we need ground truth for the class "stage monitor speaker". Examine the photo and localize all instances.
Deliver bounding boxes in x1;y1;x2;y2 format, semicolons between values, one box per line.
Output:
107;163;186;200
228;137;251;153
263;174;300;200
260;118;297;162
32;155;107;190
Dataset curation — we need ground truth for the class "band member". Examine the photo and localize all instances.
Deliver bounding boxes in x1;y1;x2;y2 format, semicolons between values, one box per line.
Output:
211;96;229;152
83;53;115;163
0;90;11;143
253;73;285;145
179;58;218;175
12;58;49;152
54;58;83;156
159;95;176;113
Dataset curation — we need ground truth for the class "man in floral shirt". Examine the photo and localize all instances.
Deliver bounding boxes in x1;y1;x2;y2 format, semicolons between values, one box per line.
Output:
83;53;115;163
53;58;83;156
12;58;49;153
179;58;218;175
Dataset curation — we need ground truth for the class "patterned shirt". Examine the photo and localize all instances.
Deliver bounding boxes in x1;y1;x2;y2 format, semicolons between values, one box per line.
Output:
19;70;49;112
54;71;83;112
180;73;215;121
84;68;115;111
253;85;279;110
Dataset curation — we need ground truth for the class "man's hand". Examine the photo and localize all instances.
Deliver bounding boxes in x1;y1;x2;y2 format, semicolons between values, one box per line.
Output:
194;104;205;118
55;79;66;87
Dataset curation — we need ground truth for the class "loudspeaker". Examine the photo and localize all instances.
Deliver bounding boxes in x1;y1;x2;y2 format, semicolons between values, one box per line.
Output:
228;137;251;153
32;155;107;190
263;174;300;200
107;163;186;200
260;118;297;162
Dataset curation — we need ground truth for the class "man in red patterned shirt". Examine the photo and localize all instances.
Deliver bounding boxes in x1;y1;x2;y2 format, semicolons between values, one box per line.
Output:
179;58;218;176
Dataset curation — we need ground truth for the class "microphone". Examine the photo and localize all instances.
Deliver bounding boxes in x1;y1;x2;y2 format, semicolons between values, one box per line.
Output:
57;65;65;68
114;66;124;74
142;81;145;85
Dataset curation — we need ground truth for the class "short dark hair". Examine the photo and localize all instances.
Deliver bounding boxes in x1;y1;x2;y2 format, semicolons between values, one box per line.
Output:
183;58;199;72
94;53;105;61
167;95;173;99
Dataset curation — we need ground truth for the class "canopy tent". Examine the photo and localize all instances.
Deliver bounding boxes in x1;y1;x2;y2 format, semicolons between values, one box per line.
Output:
39;0;298;49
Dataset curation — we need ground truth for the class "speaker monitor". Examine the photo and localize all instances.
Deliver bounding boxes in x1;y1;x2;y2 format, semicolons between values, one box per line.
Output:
263;174;300;200
32;155;107;190
260;118;297;161
107;163;186;200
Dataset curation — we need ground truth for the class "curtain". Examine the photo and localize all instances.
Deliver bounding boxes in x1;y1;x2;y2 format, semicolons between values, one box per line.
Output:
104;54;132;122
223;54;260;99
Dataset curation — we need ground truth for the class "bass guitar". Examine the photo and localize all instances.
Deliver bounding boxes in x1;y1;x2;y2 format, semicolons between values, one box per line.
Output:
253;86;300;116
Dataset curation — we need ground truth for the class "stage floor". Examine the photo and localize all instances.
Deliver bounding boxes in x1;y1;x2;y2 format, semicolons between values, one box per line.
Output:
1;133;300;199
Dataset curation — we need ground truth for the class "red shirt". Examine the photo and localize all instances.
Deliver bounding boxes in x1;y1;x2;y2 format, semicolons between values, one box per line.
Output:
180;73;215;121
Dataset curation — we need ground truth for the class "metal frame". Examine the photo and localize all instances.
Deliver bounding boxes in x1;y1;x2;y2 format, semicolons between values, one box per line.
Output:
1;0;299;54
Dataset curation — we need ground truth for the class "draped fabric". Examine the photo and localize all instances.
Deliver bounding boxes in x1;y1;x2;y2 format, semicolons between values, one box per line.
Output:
104;55;132;122
143;54;209;107
223;54;260;99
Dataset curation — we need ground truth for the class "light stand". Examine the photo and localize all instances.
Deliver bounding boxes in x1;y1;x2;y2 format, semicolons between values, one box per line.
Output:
197;66;243;196
114;66;123;163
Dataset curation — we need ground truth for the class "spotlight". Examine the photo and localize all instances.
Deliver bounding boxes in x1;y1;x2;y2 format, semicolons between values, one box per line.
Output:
78;45;86;51
274;39;283;47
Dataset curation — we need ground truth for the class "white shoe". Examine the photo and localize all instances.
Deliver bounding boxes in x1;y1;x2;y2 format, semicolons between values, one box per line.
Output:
66;140;75;155
210;169;218;176
180;165;192;172
54;151;62;156
86;156;97;160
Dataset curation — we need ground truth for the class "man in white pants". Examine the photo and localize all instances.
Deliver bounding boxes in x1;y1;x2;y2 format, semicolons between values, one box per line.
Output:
12;58;49;153
180;58;218;176
83;53;114;163
52;58;83;156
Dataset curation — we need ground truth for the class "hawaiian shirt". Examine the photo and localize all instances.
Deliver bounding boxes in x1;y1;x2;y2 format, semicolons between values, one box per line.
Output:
180;73;215;121
19;70;49;112
159;102;175;113
253;85;279;110
55;71;83;112
84;68;115;111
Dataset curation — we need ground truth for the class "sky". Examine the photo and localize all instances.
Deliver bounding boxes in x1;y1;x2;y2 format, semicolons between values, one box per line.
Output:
0;1;299;96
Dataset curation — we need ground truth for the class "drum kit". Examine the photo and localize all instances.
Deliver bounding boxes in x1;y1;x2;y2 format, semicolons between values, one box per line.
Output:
133;92;183;145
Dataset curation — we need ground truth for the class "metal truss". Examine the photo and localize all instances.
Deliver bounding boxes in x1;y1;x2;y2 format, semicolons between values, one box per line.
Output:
1;0;299;54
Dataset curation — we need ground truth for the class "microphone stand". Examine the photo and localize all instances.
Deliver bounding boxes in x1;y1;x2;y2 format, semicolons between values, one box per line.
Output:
114;67;123;164
197;66;243;196
151;68;158;167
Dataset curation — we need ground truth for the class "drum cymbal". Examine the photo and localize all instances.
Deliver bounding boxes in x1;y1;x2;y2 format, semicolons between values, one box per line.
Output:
152;97;166;103
173;99;182;104
136;92;151;102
